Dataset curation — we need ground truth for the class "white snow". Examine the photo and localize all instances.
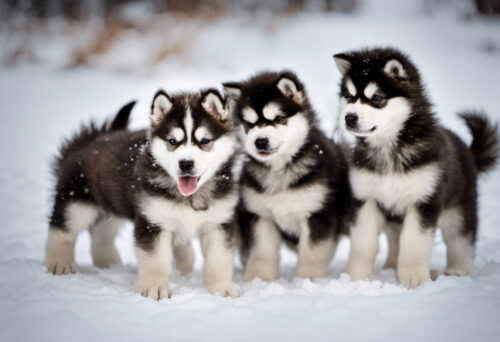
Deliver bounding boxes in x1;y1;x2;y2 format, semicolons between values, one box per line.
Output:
1;1;500;341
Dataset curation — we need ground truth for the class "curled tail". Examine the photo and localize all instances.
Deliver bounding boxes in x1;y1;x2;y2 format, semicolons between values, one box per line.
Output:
460;110;499;173
54;101;136;173
109;100;135;130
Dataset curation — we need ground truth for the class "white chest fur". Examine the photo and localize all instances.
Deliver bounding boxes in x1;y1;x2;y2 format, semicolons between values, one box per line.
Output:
350;163;440;214
243;183;328;235
139;193;238;238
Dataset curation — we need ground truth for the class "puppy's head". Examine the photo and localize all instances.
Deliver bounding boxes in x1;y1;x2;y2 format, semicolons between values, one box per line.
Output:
223;71;313;163
333;47;423;144
149;89;235;196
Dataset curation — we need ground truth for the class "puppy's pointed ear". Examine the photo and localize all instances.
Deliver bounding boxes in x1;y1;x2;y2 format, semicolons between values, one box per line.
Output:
202;89;228;122
222;82;241;100
383;59;408;81
333;53;352;75
276;75;304;104
151;89;173;126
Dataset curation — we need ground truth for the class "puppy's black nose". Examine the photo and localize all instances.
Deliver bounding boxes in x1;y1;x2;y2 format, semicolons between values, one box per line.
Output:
254;138;269;150
345;114;358;128
179;160;194;173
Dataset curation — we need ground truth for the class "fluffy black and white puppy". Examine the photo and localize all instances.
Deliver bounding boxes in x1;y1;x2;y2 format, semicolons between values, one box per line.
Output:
333;47;499;288
223;71;351;281
45;89;241;299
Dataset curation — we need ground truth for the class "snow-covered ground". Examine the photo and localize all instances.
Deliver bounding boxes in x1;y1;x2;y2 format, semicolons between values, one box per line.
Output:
1;1;500;341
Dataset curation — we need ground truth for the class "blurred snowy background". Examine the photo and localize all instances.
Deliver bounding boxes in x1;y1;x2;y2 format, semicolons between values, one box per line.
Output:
0;0;499;341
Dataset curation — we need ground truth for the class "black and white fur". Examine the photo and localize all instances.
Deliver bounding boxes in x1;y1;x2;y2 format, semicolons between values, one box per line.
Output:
45;89;242;299
224;71;351;281
333;47;499;288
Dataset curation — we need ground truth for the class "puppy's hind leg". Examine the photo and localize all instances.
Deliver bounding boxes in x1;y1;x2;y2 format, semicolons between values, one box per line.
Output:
383;223;401;269
440;206;474;276
89;215;122;268
45;202;100;274
173;236;194;275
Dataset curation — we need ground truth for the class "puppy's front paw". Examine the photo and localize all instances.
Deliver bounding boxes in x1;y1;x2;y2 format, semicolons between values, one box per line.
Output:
207;283;240;298
174;244;194;276
136;280;170;300
398;266;430;289
44;258;75;275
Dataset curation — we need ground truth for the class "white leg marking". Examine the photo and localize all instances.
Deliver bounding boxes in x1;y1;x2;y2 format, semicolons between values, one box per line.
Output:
439;207;474;276
44;227;77;275
136;230;172;300
383;223;401;269
243;217;281;282
296;219;336;279
397;206;433;288
201;226;239;297
173;240;194;276
345;200;385;280
89;216;122;268
65;202;100;234
44;202;99;275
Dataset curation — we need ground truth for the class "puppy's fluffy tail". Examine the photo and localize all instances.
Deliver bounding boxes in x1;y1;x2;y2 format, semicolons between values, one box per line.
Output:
54;101;136;174
460;110;499;173
109;100;135;130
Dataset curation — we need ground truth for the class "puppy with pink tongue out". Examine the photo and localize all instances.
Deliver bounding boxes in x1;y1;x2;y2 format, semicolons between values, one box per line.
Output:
43;87;242;301
43;87;241;300
135;88;242;300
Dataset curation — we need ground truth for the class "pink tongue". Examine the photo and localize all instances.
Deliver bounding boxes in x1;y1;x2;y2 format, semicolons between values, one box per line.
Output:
178;176;198;196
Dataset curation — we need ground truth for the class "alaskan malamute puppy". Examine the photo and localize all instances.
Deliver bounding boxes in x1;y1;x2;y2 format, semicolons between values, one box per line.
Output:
333;47;498;288
224;71;351;281
45;89;241;299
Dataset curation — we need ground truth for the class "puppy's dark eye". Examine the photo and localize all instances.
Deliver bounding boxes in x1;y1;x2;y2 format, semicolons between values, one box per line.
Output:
274;115;284;123
168;139;177;145
200;138;211;145
345;94;354;102
372;95;382;102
